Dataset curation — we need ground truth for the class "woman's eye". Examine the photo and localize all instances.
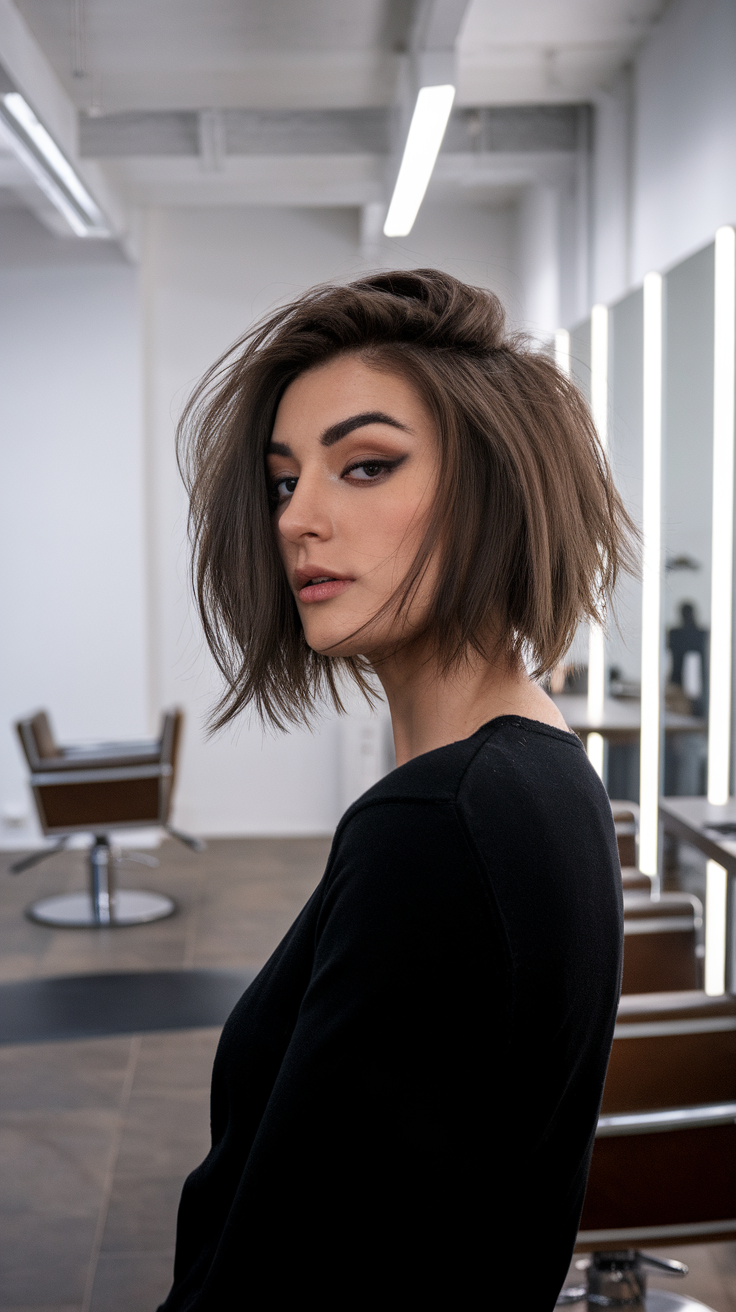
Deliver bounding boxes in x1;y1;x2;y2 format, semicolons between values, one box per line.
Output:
346;460;392;481
272;475;298;502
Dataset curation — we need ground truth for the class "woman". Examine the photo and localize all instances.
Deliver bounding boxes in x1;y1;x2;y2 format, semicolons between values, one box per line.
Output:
160;270;631;1310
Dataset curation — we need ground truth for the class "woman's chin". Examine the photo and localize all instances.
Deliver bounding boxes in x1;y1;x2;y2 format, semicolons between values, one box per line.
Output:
301;615;383;661
305;632;368;659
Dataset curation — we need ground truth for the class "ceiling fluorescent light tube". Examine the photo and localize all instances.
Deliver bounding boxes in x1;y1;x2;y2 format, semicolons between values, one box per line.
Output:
383;84;455;238
639;272;664;878
0;91;107;236
708;225;736;806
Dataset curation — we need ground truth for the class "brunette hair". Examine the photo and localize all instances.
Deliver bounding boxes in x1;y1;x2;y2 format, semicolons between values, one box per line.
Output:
178;268;635;731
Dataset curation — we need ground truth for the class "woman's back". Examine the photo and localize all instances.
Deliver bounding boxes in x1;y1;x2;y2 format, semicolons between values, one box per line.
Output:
162;716;622;1310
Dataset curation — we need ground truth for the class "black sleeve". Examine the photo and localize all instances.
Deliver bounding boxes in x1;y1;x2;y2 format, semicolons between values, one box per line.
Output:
192;799;514;1308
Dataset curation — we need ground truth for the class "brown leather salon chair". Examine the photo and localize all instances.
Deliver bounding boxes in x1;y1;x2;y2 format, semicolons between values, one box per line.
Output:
558;990;736;1309
12;708;203;927
622;868;654;894
609;804;703;994
611;801;639;870
610;800;655;893
609;800;651;893
622;894;703;994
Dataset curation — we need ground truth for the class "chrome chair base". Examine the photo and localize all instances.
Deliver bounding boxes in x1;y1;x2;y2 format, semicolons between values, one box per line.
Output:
557;1290;714;1310
647;1293;716;1311
28;889;175;927
26;834;175;927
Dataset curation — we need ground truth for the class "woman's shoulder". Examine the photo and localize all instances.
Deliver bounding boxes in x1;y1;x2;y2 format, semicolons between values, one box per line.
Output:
339;714;589;823
332;713;614;889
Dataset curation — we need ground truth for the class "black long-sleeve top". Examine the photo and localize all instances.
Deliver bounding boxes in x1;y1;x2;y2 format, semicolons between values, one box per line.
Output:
160;716;623;1310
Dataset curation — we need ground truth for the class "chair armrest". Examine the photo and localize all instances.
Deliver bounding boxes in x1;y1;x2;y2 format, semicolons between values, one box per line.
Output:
44;743;162;770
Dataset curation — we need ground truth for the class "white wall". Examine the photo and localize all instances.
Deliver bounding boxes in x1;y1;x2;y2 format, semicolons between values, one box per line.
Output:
0;225;148;845
592;69;632;306
632;0;736;283
591;0;736;307
516;185;560;339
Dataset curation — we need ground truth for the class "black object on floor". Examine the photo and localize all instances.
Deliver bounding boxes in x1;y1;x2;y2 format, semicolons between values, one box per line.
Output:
0;969;256;1045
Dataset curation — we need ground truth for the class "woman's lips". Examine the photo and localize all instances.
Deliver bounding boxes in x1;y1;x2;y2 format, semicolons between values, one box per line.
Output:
298;578;354;603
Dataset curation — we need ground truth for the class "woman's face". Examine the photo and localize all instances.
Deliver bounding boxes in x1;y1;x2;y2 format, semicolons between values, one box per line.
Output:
267;354;439;659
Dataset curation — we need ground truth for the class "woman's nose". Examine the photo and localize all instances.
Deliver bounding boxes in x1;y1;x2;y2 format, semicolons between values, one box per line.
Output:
276;473;332;544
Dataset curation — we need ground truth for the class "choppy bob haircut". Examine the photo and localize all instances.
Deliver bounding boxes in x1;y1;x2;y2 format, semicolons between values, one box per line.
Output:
178;268;635;731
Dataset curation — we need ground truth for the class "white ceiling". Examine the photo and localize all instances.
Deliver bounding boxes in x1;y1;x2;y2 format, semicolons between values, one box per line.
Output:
14;0;668;113
0;0;668;241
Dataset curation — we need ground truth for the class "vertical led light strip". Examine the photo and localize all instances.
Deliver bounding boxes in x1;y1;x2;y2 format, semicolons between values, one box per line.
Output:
555;328;571;375
704;227;735;995
639;272;664;877
708;225;736;805
587;304;609;778
705;859;727;995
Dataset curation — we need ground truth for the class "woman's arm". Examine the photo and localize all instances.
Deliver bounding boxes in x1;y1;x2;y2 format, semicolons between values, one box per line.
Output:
184;799;511;1307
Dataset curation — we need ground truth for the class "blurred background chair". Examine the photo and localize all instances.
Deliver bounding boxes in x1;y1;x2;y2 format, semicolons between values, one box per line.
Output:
622;894;703;994
609;800;704;995
611;801;639;869
611;799;654;892
12;707;203;926
558;990;736;1309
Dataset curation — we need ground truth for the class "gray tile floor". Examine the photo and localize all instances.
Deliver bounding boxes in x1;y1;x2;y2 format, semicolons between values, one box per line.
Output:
1;836;735;1310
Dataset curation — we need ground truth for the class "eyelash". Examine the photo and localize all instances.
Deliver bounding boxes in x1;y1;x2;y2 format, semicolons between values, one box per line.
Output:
269;457;403;506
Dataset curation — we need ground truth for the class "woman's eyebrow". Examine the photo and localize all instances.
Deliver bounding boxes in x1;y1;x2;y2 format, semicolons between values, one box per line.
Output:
267;411;410;456
320;411;411;447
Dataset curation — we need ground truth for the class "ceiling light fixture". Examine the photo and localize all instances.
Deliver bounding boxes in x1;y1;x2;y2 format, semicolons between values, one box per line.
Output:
0;91;108;236
383;84;455;238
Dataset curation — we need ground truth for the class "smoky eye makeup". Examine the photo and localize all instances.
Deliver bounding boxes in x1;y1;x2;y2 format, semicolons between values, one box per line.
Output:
341;454;408;481
267;467;298;507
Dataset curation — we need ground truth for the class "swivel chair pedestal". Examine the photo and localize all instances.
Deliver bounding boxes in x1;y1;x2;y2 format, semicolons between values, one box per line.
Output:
558;1250;709;1308
29;835;174;927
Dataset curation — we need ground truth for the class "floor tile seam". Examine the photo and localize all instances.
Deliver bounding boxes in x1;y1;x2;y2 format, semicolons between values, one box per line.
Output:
0;1108;124;1126
95;1246;176;1256
181;866;207;970
80;1035;141;1312
122;1089;212;1103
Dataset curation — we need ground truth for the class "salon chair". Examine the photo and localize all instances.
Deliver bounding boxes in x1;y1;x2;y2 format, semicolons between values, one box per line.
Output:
12;708;203;927
610;801;654;894
622;868;654;894
558;989;736;1309
611;801;639;870
622;894;703;994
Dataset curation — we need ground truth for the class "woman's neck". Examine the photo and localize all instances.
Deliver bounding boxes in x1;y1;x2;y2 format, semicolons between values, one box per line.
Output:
373;642;569;767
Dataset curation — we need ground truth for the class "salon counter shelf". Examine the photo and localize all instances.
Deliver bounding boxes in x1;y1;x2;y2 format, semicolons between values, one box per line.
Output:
659;796;736;879
552;694;705;746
